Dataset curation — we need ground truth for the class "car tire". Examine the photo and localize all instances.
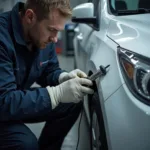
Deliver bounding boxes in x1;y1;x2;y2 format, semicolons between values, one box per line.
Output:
89;92;108;150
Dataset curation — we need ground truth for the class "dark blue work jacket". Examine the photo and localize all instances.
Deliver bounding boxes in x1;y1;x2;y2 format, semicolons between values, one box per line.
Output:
0;2;63;121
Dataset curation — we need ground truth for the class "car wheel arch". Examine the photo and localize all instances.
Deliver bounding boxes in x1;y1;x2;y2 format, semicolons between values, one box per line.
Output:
87;70;108;149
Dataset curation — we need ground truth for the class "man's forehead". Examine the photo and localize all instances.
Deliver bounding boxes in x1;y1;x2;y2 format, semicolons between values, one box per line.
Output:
46;12;67;30
46;18;66;30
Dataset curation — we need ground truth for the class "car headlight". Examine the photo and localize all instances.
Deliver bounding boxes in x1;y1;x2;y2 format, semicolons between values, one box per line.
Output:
118;47;150;105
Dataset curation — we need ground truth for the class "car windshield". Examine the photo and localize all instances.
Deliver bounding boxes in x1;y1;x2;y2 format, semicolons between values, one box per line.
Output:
110;0;150;15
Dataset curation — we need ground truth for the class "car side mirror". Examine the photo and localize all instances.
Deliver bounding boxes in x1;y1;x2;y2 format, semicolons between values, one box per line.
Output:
72;3;97;26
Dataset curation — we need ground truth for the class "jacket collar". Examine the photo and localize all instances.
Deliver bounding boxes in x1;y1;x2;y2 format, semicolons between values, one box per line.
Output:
11;2;26;46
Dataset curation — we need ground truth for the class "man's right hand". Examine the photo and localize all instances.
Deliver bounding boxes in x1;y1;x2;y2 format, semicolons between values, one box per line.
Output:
46;78;94;109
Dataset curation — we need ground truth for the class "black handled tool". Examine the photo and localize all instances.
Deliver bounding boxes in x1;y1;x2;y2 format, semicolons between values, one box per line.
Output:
88;65;110;81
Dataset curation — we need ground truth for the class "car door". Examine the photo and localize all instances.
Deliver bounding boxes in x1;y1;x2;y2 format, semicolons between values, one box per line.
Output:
74;0;100;73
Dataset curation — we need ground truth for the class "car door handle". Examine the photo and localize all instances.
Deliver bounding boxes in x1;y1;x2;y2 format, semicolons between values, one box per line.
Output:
77;33;83;41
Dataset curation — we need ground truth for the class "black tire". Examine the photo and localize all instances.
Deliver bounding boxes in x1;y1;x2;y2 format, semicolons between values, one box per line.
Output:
89;92;108;150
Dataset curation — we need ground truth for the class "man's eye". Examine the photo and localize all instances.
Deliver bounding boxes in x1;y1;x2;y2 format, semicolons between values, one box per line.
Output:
48;28;53;31
48;28;56;32
48;29;58;35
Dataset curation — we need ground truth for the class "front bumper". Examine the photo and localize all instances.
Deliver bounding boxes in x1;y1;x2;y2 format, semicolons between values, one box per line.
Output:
105;84;150;150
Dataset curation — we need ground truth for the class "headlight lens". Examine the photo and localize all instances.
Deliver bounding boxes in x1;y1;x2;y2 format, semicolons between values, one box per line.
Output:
118;47;150;104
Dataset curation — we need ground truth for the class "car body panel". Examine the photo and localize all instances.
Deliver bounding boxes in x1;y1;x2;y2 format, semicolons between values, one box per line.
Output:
105;84;150;150
107;14;150;57
72;0;150;149
75;0;124;100
87;37;123;101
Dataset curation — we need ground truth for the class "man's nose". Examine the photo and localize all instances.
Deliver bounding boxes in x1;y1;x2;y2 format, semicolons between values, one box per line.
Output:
49;36;58;43
52;37;58;43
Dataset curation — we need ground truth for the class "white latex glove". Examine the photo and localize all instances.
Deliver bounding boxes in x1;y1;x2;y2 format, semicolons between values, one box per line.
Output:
59;69;87;84
46;78;94;109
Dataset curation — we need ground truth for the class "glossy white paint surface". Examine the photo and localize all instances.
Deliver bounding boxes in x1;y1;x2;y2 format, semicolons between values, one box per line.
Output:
72;3;94;18
73;0;150;149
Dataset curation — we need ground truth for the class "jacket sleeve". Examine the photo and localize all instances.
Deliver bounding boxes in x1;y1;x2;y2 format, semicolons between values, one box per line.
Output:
0;45;53;121
36;43;65;87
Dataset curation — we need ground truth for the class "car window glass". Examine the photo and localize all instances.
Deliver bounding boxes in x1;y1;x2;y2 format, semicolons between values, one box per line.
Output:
111;0;150;11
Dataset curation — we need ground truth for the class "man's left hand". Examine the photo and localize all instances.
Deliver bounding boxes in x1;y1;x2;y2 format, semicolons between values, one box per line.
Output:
59;69;87;84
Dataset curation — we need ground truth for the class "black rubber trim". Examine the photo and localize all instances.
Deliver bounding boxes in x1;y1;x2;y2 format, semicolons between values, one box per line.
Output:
89;91;108;150
72;17;97;24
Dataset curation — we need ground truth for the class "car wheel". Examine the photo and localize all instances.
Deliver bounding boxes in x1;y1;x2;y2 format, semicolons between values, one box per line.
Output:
89;92;108;150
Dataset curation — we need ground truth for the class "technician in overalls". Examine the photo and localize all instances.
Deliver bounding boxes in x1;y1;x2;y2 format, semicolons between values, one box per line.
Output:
0;0;94;149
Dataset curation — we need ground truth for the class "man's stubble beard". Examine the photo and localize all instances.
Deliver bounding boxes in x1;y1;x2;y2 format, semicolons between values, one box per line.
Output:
28;30;41;50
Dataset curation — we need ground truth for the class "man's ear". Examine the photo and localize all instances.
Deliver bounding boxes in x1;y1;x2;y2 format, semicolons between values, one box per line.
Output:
25;9;36;24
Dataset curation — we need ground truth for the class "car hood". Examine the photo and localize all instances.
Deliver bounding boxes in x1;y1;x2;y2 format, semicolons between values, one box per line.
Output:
107;14;150;57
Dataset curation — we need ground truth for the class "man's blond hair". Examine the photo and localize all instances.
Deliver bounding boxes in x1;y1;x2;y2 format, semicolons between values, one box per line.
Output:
22;0;72;20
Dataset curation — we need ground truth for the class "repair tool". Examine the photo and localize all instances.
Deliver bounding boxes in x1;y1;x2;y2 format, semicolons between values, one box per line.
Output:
88;65;110;81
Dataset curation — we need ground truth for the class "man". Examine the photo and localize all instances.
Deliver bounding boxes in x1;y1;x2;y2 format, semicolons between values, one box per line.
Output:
0;0;94;149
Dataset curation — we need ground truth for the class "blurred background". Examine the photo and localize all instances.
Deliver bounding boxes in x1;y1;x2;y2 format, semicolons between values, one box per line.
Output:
0;0;91;149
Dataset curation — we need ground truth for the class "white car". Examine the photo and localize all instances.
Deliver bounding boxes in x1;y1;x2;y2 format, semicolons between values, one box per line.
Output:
72;0;150;150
